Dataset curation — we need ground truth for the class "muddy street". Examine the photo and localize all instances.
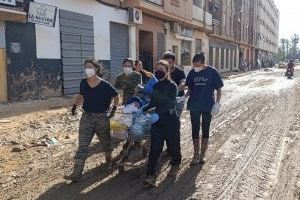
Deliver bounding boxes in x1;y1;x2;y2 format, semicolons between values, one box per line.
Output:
0;68;300;200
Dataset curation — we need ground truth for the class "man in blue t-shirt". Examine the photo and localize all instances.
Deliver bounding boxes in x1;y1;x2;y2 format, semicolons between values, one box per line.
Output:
184;52;224;165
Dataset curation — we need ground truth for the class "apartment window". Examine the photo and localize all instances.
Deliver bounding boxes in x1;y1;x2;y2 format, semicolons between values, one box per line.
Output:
181;40;192;66
195;39;202;53
172;46;179;65
209;47;214;66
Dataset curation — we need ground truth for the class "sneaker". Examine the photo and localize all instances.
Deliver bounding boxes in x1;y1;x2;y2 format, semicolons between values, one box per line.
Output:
64;161;84;182
143;175;156;187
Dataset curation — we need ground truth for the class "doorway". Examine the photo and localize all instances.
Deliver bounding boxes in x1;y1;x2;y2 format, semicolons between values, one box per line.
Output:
139;30;153;72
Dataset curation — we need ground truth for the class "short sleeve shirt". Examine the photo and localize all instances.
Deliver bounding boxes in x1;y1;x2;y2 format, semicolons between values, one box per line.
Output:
115;71;142;104
80;79;118;113
170;66;186;97
186;66;224;112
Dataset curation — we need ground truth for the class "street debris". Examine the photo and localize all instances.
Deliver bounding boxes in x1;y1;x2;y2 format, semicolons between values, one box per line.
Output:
0;69;299;200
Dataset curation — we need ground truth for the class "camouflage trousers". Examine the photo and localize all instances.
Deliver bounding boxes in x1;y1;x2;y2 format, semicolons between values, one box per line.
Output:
75;112;112;161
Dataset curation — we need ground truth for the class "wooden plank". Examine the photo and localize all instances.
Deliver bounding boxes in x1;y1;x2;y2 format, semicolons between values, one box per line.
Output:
0;48;7;102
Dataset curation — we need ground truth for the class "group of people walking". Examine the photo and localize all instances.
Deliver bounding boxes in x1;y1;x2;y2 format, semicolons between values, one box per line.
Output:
64;51;224;187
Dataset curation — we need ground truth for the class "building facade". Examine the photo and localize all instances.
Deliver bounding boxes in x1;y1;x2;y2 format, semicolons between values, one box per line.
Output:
208;0;240;72
255;0;279;67
0;0;27;102
125;0;212;72
2;0;129;101
0;0;279;102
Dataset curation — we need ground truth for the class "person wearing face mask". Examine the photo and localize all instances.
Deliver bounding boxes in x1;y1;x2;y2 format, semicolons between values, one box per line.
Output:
184;52;224;165
162;51;186;118
64;59;119;182
140;60;182;187
115;58;142;104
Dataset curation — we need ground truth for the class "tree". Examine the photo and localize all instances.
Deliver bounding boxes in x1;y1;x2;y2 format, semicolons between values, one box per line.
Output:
290;34;299;59
286;39;290;59
278;34;300;61
280;38;286;59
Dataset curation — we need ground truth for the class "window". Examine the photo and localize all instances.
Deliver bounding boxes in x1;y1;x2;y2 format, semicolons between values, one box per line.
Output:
181;40;192;66
195;39;202;54
172;46;179;65
209;47;214;66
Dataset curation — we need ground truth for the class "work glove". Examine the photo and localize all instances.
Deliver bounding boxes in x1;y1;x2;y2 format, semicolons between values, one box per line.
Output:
150;113;159;124
135;109;144;115
211;102;221;116
71;104;77;116
107;106;117;119
176;96;186;103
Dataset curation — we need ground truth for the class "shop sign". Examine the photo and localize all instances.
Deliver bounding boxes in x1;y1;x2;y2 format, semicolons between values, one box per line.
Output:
27;2;57;27
0;0;16;6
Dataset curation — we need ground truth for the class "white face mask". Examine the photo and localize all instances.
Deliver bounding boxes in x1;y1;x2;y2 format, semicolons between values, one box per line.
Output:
194;67;202;72
85;68;96;78
124;67;133;75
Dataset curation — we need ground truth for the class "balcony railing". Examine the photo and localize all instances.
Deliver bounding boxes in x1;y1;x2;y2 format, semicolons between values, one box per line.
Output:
193;5;204;22
205;12;212;26
212;19;220;26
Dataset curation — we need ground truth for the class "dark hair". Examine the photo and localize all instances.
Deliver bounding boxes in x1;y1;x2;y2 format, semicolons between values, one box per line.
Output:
192;52;206;64
123;58;134;66
84;58;101;76
162;51;176;61
135;60;142;66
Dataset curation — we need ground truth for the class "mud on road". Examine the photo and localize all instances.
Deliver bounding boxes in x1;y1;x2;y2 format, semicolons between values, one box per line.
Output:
0;68;300;200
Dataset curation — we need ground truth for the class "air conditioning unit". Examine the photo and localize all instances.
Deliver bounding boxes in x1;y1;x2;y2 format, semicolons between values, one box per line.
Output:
129;8;143;24
170;22;181;33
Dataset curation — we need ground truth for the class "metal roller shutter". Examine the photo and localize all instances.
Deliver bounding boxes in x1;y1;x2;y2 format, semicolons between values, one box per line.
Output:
60;10;94;95
110;22;129;81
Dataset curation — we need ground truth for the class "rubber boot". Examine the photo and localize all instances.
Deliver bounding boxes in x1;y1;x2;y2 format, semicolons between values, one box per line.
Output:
199;138;209;164
104;153;112;171
64;159;85;182
167;165;180;177
143;175;157;188
190;139;200;165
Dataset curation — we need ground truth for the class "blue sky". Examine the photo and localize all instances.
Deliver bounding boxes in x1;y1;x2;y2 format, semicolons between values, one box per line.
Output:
274;0;300;39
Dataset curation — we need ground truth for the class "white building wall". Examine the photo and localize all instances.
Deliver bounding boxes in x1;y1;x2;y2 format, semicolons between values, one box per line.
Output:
35;0;128;60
